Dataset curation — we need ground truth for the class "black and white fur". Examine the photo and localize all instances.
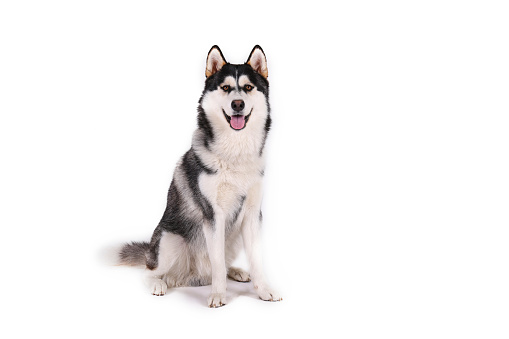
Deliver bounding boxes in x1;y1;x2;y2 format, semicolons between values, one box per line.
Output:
118;46;281;307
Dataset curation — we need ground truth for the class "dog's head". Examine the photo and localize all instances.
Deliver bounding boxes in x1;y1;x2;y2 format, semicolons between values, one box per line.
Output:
198;46;270;134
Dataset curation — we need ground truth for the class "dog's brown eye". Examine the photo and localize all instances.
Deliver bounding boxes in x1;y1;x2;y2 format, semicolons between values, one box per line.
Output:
244;85;253;91
221;85;230;91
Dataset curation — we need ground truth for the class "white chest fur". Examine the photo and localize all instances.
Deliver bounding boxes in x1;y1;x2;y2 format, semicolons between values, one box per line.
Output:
198;154;263;213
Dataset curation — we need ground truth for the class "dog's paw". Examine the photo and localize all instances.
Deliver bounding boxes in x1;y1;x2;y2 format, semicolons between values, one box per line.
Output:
208;293;227;308
150;279;167;296
255;285;282;302
227;267;251;282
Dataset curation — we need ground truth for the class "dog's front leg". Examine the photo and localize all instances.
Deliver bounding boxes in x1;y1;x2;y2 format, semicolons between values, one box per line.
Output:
242;185;282;302
203;210;227;308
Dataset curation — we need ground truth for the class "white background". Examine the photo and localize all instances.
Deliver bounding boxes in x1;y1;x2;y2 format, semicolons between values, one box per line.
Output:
1;1;508;338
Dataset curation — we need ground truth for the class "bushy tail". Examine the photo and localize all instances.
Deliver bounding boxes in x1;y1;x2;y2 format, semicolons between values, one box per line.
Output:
118;241;149;266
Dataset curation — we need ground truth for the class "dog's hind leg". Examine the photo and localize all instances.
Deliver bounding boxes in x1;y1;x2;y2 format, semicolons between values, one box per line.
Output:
144;228;187;296
227;267;251;282
145;274;168;296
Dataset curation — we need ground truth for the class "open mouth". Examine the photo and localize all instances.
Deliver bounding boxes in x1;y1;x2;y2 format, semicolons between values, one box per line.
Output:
222;108;252;131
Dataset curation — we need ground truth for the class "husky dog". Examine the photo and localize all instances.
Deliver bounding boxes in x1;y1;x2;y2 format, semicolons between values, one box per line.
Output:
118;45;281;307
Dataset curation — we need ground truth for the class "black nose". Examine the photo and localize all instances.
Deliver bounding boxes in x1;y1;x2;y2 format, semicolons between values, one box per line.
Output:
231;100;245;112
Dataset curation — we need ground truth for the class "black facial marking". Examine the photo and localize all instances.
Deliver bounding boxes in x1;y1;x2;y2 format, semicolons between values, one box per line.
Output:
220;84;234;94
203;64;269;96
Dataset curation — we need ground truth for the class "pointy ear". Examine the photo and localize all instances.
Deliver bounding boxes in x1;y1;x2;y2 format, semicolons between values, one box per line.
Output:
205;45;227;78
246;45;268;79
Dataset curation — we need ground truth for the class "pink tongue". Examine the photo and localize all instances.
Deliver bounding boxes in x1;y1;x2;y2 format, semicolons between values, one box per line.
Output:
230;115;245;130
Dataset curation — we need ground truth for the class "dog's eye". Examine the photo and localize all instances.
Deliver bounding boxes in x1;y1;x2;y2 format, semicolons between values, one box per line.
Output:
221;85;230;91
244;85;253;91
